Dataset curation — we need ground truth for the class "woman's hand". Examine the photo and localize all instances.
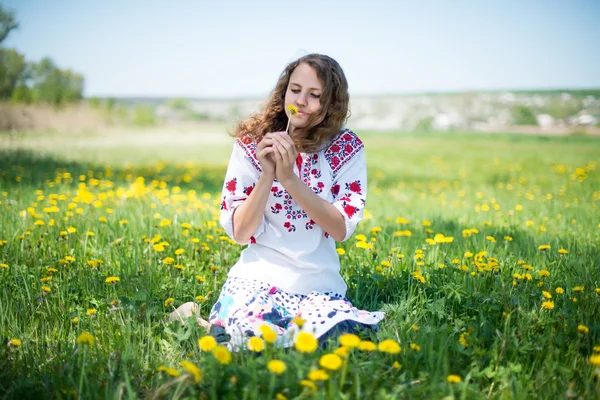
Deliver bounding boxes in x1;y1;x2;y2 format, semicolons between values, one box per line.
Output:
256;132;279;177
272;132;299;184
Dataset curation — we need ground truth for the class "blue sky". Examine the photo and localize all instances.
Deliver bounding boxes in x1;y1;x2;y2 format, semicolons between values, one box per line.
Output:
2;0;599;98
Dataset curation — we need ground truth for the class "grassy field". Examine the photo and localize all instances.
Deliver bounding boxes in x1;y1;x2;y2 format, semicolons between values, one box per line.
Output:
1;126;599;399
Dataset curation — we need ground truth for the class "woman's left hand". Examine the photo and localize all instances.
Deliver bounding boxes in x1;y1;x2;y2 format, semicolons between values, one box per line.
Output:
272;133;298;184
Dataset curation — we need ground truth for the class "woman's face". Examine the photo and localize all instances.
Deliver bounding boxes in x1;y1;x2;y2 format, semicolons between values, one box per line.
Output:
284;62;324;133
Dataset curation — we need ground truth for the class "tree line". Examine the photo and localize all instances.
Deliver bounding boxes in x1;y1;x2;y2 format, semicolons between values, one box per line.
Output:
0;5;84;106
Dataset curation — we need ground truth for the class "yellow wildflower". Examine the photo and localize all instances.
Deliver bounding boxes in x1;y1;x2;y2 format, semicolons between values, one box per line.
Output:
555;287;564;294
267;360;287;375
157;366;181;377
578;324;589;334
558;248;568;255
259;324;277;344
105;276;120;284
573;286;584;292
300;379;317;391
336;248;346;255
447;374;462;383
213;345;232;365
198;336;217;352
295;331;318;353
358;340;377;351
247;337;265;352
541;301;554;310
10;338;22;347
164;298;174;307
77;332;94;346
589;354;600;367
339;333;361;348
378;339;401;354
308;369;329;381
319;353;343;371
180;360;201;383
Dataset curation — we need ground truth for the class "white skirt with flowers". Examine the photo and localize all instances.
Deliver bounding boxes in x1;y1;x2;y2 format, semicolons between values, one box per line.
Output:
208;276;385;350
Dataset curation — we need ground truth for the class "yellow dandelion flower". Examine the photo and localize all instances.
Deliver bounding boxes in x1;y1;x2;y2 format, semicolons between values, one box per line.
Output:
41;285;51;293
292;316;306;328
392;361;401;369
542;291;552;299
105;276;120;284
573;286;584;292
596;288;600;295
195;275;206;283
157;366;181;377
378;339;401;354
267;360;287;375
295;331;318;353
247;337;265;352
558;248;568;255
180;360;201;383
538;244;551;251
10;338;22;347
213;345;232;365
410;343;421;351
72;317;79;324
336;248;346;255
86;308;97;315
319;353;343;371
164;298;174;307
77;332;94;346
334;346;350;358
198;336;217;352
541;301;554;310
286;104;299;115
590;354;600;367
300;379;317;391
578;324;589;334
339;333;361;348
275;394;287;400
1;263;8;268
556;287;564;294
447;374;462;383
163;257;175;265
358;340;377;351
259;324;277;344
308;369;329;381
175;248;185;255
538;270;550;277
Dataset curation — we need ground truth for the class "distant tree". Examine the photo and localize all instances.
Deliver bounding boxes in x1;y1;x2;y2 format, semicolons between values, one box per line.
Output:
511;105;537;126
166;97;190;111
0;5;18;44
0;48;27;99
29;57;84;105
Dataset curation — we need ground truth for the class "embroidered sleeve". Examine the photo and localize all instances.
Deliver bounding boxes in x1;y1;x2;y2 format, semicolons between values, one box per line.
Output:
329;141;367;242
219;139;266;245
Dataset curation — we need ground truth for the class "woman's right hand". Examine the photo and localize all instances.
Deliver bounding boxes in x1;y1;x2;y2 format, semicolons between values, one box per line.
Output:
256;132;285;177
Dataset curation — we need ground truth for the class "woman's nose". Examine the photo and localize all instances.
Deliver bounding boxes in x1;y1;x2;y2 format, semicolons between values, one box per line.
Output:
296;92;307;106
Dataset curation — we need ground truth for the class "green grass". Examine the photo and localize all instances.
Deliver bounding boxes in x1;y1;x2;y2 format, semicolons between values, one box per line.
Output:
1;127;599;399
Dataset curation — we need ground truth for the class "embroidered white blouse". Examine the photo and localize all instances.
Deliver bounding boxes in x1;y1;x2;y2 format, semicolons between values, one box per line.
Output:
219;129;367;296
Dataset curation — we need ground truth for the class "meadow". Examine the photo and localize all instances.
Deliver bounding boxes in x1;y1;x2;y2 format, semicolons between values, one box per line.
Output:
1;125;599;399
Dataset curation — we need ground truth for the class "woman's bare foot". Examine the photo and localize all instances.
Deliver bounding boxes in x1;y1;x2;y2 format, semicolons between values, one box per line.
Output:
169;302;211;330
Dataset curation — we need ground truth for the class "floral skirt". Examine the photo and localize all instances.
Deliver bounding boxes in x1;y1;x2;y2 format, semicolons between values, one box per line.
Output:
208;276;386;350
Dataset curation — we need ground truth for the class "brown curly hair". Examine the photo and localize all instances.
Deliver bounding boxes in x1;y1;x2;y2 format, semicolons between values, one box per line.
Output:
232;54;350;153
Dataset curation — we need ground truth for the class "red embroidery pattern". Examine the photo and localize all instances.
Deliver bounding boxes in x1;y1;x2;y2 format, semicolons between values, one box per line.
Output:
236;139;262;173
283;194;308;220
225;178;237;194
324;129;363;175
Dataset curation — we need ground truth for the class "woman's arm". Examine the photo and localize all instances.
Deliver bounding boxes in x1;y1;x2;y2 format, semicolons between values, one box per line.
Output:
232;171;274;243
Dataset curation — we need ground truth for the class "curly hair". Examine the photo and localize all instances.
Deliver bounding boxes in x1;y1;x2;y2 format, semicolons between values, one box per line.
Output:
232;54;350;153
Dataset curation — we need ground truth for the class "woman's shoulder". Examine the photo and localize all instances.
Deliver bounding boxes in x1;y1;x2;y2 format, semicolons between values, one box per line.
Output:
323;128;364;175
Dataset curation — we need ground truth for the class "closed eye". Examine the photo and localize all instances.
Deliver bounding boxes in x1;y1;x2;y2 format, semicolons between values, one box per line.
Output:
291;89;321;98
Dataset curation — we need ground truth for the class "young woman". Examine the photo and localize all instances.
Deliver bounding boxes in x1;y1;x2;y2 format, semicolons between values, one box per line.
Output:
172;54;384;349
